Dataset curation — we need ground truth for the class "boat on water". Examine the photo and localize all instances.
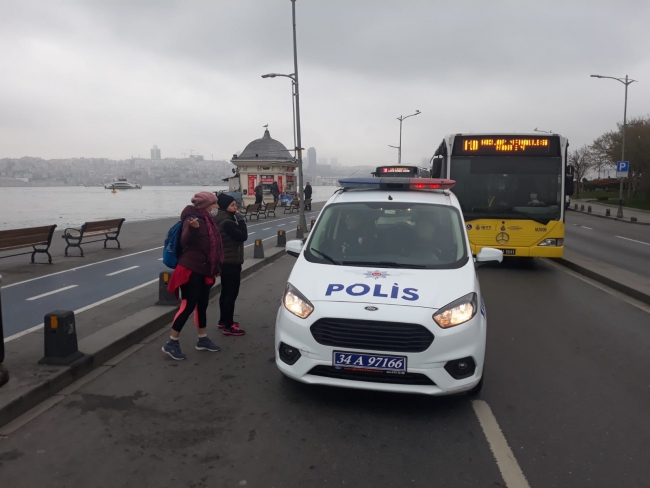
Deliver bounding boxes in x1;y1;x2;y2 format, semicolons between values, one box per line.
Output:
104;178;142;190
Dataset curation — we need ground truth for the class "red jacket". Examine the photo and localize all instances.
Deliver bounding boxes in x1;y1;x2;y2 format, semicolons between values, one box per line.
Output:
177;205;223;277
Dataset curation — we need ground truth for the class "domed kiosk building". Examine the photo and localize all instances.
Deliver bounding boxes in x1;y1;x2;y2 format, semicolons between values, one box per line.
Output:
228;128;298;206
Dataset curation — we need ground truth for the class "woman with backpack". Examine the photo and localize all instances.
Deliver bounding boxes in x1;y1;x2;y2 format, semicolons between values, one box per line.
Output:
213;193;248;336
162;192;224;360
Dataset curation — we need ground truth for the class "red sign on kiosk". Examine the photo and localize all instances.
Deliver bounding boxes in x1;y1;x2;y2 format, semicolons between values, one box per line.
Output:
247;175;256;195
278;175;283;193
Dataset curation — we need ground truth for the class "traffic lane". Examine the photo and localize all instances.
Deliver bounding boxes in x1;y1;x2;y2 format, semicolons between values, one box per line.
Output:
566;211;650;242
0;255;505;488
477;259;650;488
564;224;650;279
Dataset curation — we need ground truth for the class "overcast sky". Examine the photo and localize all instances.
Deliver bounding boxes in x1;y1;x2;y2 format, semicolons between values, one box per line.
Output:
1;0;649;166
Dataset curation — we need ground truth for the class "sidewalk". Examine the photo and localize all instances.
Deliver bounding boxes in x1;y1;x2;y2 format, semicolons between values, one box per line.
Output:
557;248;650;306
571;199;650;224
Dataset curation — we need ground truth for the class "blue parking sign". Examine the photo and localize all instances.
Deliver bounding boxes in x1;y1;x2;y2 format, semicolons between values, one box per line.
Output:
616;161;629;177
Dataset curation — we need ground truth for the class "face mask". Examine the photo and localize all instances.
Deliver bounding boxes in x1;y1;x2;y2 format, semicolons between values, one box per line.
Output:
209;208;219;217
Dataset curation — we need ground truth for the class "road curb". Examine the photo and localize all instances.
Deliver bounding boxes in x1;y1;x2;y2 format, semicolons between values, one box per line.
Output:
555;258;650;306
0;246;288;429
567;208;650;226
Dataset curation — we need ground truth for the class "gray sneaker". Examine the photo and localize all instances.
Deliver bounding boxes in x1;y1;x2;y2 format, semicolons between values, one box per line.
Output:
162;340;187;360
196;336;221;352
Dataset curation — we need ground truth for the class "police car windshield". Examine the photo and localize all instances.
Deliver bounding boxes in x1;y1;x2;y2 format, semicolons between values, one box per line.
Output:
306;202;469;269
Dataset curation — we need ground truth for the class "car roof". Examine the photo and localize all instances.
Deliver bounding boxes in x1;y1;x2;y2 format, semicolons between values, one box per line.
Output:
324;188;463;212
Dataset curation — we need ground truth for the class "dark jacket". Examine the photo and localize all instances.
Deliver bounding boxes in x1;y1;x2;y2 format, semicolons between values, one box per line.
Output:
304;184;313;199
213;210;248;265
177;205;222;276
254;185;263;197
270;182;280;197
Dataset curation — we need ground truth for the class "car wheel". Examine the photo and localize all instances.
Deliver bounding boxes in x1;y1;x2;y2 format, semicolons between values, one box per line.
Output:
467;375;484;396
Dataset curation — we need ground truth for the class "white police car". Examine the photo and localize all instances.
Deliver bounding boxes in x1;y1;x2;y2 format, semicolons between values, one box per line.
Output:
275;177;503;395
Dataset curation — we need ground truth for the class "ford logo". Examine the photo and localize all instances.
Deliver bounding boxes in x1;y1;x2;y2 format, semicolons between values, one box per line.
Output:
364;306;378;311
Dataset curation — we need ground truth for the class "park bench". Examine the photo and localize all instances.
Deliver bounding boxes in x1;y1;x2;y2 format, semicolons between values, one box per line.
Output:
258;202;277;219
61;218;125;257
242;204;261;221
284;199;300;214
0;225;57;264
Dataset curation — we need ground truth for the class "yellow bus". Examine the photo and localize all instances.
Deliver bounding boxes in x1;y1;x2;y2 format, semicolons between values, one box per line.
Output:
431;133;573;258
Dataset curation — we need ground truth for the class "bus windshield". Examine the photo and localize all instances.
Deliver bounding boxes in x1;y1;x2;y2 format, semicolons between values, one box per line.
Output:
450;156;562;223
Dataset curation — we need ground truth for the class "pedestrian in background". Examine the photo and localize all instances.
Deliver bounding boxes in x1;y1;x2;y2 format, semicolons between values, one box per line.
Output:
254;183;263;205
270;180;280;204
304;182;313;210
214;193;248;336
162;192;224;360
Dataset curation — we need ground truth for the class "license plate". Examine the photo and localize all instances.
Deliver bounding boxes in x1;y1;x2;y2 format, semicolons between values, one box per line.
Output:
502;249;516;255
333;351;407;373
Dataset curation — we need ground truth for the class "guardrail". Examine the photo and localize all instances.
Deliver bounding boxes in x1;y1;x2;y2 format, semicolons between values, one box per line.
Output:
0;274;8;387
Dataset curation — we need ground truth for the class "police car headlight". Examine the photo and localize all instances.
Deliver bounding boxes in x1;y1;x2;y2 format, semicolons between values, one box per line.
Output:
433;293;477;328
538;238;564;246
283;283;314;319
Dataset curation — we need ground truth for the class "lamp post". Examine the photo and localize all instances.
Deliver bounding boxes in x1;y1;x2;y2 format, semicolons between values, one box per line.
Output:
261;0;307;231
590;74;637;218
395;110;421;164
388;145;399;164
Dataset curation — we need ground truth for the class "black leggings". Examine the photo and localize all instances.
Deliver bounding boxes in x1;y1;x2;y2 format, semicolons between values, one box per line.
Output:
219;264;242;327
172;272;212;332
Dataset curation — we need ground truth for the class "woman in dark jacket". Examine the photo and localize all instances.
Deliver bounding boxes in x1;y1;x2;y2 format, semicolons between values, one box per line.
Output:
162;192;224;360
213;193;248;336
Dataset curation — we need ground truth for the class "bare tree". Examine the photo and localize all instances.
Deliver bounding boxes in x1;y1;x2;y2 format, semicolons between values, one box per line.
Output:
568;145;594;197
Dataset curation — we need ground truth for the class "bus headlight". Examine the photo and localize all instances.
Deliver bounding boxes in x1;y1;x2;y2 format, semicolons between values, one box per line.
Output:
433;293;477;328
283;283;314;319
538;238;564;246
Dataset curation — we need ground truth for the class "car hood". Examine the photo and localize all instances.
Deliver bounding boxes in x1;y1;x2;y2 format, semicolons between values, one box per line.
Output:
289;259;477;310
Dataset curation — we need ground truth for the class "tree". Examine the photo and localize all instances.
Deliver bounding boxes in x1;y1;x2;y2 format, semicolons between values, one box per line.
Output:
568;145;594;197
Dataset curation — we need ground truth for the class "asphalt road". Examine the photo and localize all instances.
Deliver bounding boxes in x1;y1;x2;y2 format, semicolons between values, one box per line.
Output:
565;211;650;279
1;255;648;487
1;210;317;340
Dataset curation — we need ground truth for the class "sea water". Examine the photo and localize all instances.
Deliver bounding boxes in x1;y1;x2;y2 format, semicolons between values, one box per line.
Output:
0;185;340;230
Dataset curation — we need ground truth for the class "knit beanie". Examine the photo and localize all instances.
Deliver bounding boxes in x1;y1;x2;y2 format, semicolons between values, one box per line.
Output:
217;193;236;211
191;191;218;209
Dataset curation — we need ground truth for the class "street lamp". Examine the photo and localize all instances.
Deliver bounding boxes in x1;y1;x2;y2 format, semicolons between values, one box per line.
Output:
395;110;421;164
388;145;399;164
260;0;307;231
590;74;637;218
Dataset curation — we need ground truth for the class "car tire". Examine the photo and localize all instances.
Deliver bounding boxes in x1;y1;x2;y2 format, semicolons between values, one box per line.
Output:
467;375;484;396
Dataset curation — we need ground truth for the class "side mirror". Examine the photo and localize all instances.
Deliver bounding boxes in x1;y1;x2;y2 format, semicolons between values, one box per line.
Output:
286;240;304;258
475;247;503;265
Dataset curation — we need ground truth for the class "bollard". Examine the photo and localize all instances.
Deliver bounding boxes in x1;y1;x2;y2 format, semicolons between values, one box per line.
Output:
580;204;585;211
587;206;592;213
310;219;316;231
156;271;180;306
254;239;265;258
39;311;84;365
276;230;286;248
296;224;304;239
606;208;611;217
0;274;8;387
631;217;638;222
574;203;578;210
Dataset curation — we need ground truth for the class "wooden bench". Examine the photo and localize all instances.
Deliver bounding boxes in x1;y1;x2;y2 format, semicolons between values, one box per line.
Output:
304;198;312;211
61;218;125;257
284;199;300;214
242;204;261;221
259;202;277;218
0;225;57;264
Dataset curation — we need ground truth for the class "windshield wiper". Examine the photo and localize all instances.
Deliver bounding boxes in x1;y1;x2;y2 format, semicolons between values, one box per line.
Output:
341;260;427;269
311;248;340;265
498;208;552;224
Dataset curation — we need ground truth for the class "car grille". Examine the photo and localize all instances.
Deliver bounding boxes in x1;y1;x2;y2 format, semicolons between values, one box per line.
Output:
308;366;435;386
310;318;434;353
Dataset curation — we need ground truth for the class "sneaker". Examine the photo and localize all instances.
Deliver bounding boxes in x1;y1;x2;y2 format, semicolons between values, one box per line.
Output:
218;321;239;330
223;324;246;336
162;340;187;360
196;336;221;352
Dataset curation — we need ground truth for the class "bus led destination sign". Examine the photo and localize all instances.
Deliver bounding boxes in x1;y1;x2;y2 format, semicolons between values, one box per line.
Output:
381;167;412;173
453;136;558;156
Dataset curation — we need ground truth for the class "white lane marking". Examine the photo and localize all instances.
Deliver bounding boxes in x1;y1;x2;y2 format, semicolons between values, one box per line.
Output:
277;223;285;226
262;227;271;230
5;279;159;342
26;285;78;301
158;258;163;260
581;226;593;230
2;247;163;289
616;235;650;246
106;265;140;277
244;233;294;248
248;232;256;235
472;400;531;488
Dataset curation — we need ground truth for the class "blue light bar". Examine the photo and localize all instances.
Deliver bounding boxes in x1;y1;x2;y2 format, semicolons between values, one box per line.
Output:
338;177;456;191
338;178;381;189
